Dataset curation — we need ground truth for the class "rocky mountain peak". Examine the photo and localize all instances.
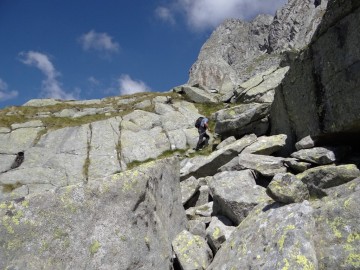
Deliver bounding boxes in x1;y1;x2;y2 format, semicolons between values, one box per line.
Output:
188;0;328;95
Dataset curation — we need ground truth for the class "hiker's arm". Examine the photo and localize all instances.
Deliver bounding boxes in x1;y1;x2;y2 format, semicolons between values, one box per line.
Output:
205;123;211;132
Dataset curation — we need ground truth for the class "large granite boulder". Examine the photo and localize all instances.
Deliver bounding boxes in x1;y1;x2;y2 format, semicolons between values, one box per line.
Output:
172;230;213;270
209;175;360;269
208;201;317;270
0;158;187;270
208;170;269;225
296;164;360;191
180;134;257;180
214;103;270;138
238;153;287;177
267;173;310;203
238;66;290;104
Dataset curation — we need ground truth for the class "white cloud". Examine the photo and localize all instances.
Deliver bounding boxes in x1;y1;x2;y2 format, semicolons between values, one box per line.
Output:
79;30;119;55
165;0;287;31
88;76;100;86
0;78;18;101
19;51;77;100
118;74;151;96
155;6;176;25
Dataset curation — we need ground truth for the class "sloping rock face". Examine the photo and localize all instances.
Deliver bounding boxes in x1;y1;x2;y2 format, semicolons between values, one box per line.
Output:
271;0;360;149
0;158;187;270
188;0;328;96
0;95;201;200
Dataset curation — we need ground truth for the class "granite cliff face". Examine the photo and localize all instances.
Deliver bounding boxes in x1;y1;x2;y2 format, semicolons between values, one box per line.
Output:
271;0;360;150
1;0;360;269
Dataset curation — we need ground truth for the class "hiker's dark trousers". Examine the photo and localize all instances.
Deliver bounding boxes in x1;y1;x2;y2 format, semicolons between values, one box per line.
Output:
196;128;209;150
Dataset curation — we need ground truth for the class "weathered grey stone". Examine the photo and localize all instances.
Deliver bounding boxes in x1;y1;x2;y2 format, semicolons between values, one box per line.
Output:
242;134;287;155
215;136;236;150
53;108;78;118
122;110;161;130
208;170;268;225
182;86;218;103
291;147;337;165
0;127;44;153
181;176;200;205
186;202;213;219
0;158;186;270
268;0;329;53
180;134;257;180
66;99;102;106
0;127;11;133
312;187;360;269
167;129;188;150
267;173;310;203
11;120;44;129
271;0;360;146
295;135;316;150
208;201;317;270
185;185;211;209
239;66;278;90
187;220;206;238
188;0;327;95
296;164;360;190
134;99;151;109
215;103;270;138
121;127;170;164
323;177;360;200
238;153;287;177
206;216;235;252
172;230;213;270
0;154;16;174
88;118;123;181
239;66;290;103
23;99;63;106
217;156;243;172
284;158;312;173
116;97;136;105
0;124;91;200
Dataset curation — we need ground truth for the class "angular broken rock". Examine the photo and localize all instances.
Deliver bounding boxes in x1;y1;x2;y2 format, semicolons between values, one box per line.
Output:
208;201;317;270
180;176;200;205
295;135;316;150
242;134;287;155
172;230;213;270
238;153;287;177
266;173;310;203
184;185;211;209
182;85;219;103
290;147;337;165
206;216;235;252
180;134;257;180
215;136;237;150
214;103;271;138
187;220;207;238
208;170;269;225
296;164;360;190
186;202;213;219
284;158;312;173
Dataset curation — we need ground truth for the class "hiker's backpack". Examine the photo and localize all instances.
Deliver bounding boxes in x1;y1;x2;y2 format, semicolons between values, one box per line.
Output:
195;117;204;128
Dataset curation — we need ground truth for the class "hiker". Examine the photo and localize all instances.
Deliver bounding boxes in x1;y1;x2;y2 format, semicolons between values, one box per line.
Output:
194;116;210;151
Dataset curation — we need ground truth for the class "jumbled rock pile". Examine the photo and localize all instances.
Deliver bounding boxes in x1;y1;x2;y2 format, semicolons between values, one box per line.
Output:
175;134;360;269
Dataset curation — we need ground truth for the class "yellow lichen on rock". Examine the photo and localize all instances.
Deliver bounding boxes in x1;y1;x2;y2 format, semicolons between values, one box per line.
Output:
295;254;315;270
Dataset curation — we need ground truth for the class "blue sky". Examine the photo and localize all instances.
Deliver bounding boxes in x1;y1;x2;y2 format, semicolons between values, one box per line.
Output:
0;0;287;108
